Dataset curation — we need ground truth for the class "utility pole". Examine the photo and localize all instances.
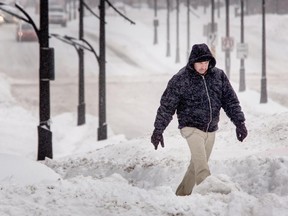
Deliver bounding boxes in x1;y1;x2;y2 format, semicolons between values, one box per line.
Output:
260;0;267;103
166;0;170;57
239;0;246;92
38;0;53;160
78;0;85;125
175;0;180;63
98;0;107;140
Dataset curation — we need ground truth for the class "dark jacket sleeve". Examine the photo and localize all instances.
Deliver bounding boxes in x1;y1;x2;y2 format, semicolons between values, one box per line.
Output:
221;72;246;126
153;77;181;133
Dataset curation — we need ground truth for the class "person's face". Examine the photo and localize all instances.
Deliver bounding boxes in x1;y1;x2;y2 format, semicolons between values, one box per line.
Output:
194;61;209;74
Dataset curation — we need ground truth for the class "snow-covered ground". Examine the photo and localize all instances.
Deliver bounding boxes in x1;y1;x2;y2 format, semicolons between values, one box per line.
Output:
0;3;288;216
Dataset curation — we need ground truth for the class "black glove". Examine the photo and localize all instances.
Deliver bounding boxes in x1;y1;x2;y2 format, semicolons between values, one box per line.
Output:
151;130;164;150
236;123;248;142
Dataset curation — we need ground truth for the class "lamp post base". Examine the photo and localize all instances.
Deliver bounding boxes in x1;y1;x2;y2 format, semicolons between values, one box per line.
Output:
77;103;86;126
260;77;268;103
98;124;107;141
37;125;52;160
239;65;246;92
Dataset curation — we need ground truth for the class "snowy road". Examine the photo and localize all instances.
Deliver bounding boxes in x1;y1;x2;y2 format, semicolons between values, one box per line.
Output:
11;76;175;139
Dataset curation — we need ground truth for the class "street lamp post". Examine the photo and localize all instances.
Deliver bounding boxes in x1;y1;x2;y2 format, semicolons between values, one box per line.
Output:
38;0;54;160
187;0;190;60
166;0;170;57
175;0;180;63
239;0;246;92
211;0;216;56
50;1;99;128
260;0;267;103
51;35;101;137
225;0;230;79
0;2;54;160
96;0;135;140
78;0;85;126
35;0;55;160
153;0;158;45
98;0;107;140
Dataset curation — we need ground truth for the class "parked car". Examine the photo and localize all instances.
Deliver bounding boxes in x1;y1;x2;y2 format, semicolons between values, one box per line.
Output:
16;22;38;42
49;5;67;27
0;14;4;25
1;10;19;24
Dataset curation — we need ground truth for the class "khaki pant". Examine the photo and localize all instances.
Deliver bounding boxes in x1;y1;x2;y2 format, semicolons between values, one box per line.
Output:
176;127;215;196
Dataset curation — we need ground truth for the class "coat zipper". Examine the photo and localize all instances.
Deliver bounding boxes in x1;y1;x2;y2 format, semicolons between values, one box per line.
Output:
202;76;213;132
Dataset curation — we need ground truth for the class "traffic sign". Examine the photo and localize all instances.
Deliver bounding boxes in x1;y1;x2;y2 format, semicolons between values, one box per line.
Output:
203;22;218;36
236;43;248;59
208;33;218;47
222;37;234;51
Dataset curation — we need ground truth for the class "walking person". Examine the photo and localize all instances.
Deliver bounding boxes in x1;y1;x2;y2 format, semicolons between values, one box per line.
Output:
151;43;247;196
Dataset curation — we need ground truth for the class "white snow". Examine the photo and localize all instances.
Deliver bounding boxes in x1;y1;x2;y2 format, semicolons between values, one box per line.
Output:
0;3;288;216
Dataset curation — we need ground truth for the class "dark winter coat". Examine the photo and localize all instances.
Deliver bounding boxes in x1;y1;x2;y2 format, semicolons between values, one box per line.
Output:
153;43;245;133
